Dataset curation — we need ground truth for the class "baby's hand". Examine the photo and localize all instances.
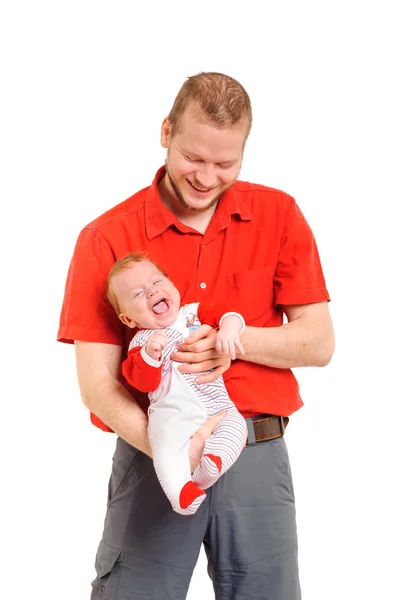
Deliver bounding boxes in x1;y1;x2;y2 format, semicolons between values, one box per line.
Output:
216;315;245;360
145;332;167;361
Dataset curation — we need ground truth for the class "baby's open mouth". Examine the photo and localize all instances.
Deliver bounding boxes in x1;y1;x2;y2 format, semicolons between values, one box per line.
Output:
152;298;169;315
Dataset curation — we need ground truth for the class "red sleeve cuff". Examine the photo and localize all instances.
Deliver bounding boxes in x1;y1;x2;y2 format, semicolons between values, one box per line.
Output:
275;287;330;306
122;346;162;392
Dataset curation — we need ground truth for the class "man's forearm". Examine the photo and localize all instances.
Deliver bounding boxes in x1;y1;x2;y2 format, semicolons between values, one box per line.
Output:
83;378;152;456
240;319;334;369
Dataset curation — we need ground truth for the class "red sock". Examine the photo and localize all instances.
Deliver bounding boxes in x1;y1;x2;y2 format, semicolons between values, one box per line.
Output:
204;454;222;473
179;481;206;509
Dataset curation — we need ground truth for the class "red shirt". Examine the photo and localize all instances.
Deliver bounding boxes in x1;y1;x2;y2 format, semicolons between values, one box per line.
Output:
58;166;330;431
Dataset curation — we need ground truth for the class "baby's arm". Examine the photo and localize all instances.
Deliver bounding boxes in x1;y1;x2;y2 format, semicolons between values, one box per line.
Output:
122;332;167;393
145;332;167;361
216;313;245;360
197;303;246;360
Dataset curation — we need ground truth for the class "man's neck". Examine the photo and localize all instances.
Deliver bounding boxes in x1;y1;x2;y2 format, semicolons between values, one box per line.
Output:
158;175;218;235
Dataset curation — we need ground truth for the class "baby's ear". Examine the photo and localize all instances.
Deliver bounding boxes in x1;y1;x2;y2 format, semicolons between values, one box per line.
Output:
119;314;137;328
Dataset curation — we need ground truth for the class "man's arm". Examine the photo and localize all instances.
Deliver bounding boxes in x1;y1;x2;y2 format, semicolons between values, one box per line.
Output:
240;301;335;368
75;341;152;456
173;301;335;379
75;340;226;466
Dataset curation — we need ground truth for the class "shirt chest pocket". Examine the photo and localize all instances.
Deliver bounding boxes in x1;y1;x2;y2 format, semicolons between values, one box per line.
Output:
226;266;275;323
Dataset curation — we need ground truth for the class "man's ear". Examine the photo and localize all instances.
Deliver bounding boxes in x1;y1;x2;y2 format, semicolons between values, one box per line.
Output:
119;314;137;328
160;117;172;149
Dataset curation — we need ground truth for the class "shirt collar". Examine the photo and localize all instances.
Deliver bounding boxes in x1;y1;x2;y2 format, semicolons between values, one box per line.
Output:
145;166;252;240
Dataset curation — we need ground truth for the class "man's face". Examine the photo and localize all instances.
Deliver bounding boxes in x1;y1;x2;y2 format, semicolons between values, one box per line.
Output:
160;106;248;213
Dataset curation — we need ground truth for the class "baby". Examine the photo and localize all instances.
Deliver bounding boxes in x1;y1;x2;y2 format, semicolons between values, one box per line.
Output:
107;252;248;515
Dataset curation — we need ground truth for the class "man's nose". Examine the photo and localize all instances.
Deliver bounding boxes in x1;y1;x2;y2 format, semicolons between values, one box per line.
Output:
195;164;217;189
148;288;159;298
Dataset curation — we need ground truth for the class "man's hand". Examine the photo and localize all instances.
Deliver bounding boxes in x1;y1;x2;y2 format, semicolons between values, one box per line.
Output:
145;332;167;361
189;411;226;472
171;324;231;384
216;315;245;360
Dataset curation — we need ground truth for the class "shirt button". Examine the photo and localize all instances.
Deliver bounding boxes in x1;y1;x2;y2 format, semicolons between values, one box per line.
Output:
200;282;207;289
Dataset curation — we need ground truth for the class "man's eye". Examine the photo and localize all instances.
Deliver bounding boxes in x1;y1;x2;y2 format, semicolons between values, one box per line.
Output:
153;280;162;285
185;155;201;163
133;290;143;298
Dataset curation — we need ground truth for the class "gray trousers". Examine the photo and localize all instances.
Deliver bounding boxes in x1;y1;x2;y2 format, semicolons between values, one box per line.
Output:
91;434;301;600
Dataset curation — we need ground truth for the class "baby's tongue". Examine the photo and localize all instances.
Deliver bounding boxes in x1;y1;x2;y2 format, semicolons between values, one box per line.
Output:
152;300;168;314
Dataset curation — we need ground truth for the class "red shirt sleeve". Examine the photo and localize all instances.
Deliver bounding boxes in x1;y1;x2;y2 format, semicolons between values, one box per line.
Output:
273;198;330;305
57;227;123;345
122;347;162;392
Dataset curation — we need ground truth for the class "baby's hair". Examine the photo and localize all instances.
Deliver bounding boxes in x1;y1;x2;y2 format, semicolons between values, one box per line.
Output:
107;252;168;315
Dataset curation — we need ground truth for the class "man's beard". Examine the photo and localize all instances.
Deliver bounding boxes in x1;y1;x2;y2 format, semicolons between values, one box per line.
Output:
165;163;222;214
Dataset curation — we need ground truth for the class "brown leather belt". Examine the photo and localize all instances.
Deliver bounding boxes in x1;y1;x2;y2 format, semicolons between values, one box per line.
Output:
246;414;289;444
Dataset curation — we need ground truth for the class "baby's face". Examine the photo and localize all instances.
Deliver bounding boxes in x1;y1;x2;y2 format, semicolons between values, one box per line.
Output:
112;260;181;329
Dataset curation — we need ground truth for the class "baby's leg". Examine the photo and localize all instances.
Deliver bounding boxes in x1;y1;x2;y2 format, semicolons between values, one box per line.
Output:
149;413;206;516
192;408;248;490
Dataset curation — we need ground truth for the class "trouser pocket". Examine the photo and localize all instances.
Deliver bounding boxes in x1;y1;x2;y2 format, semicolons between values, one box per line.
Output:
108;439;141;506
91;540;122;600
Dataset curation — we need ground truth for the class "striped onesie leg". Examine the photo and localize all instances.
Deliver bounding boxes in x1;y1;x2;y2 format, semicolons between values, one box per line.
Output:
192;408;248;490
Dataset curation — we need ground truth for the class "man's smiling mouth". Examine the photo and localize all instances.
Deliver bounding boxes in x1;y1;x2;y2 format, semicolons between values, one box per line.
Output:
187;180;214;193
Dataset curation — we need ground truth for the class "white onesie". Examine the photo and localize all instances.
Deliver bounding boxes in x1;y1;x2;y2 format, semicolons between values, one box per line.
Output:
124;303;247;515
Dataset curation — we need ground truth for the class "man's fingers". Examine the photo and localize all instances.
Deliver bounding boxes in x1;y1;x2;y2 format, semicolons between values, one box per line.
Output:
183;324;213;345
194;407;246;450
194;365;228;384
189;411;227;471
196;411;226;439
209;410;226;427
173;349;216;364
178;357;227;373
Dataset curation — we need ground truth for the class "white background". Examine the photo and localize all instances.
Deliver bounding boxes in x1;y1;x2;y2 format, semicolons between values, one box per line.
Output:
1;1;399;599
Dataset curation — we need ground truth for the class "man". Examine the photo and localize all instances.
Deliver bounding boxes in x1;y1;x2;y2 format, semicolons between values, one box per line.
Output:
58;72;335;600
